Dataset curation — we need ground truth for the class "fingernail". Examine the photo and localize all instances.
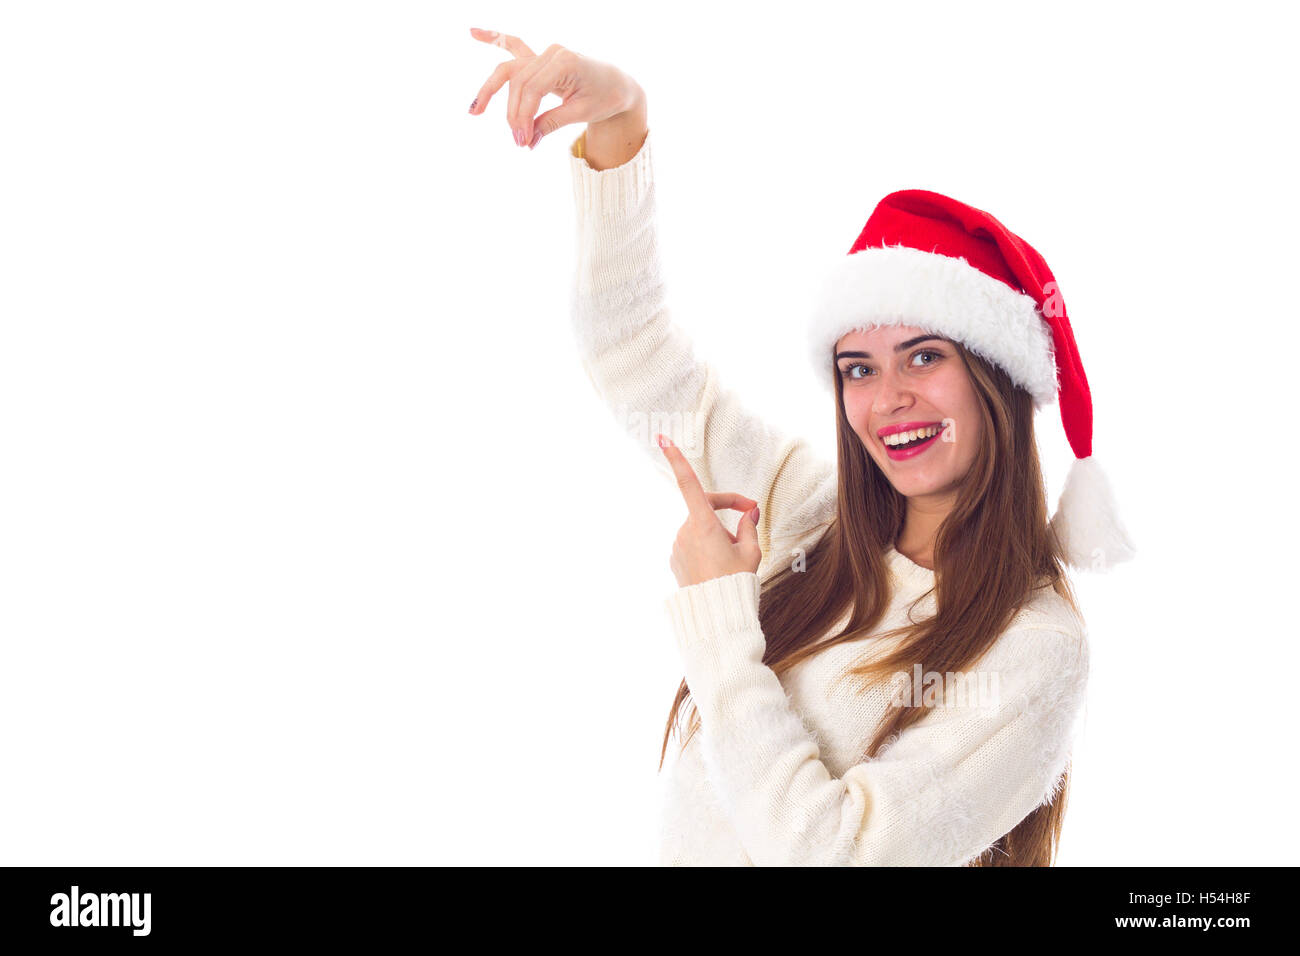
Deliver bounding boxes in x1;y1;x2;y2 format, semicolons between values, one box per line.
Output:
513;128;524;147
749;507;760;523
469;97;478;113
528;128;543;149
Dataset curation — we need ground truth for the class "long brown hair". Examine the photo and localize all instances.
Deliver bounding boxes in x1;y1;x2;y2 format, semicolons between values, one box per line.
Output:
659;340;1083;866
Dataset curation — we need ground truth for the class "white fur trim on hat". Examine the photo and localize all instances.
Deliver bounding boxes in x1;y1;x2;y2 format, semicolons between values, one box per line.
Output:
808;244;1059;405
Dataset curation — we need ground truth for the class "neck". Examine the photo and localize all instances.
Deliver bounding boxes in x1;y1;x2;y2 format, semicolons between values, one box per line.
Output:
895;491;956;570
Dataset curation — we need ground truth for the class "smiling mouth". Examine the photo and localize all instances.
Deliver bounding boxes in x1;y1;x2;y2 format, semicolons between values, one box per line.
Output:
881;422;947;459
881;423;944;449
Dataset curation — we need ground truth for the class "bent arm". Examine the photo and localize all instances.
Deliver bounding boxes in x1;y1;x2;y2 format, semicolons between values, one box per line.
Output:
663;571;1090;866
570;128;837;575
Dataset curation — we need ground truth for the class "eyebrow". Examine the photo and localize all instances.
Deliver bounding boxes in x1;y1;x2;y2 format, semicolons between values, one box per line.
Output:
835;335;951;361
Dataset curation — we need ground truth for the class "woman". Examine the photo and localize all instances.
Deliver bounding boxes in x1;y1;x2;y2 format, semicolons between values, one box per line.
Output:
469;29;1135;866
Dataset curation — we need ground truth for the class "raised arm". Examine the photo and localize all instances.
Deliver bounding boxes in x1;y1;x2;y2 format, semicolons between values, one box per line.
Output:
570;122;838;576
467;30;838;573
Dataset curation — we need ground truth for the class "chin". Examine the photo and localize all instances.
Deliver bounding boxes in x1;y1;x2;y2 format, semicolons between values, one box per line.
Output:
897;477;956;498
869;456;956;496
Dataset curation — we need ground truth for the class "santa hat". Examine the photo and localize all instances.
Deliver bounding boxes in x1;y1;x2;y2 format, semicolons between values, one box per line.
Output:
807;189;1135;573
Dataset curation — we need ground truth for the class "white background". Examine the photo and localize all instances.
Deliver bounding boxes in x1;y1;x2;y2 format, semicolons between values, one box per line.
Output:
2;1;1296;865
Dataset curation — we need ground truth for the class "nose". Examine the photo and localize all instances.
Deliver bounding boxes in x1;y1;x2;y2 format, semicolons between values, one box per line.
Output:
871;364;914;418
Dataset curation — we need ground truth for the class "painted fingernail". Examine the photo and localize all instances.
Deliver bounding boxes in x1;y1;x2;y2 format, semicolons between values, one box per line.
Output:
528;128;543;149
469;97;478;113
513;128;524;146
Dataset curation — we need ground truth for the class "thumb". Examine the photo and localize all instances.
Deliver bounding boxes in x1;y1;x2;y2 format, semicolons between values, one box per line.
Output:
528;102;585;148
736;505;760;557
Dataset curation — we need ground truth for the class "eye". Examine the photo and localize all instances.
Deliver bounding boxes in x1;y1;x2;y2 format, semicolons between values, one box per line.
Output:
912;349;943;367
840;363;872;380
840;350;943;380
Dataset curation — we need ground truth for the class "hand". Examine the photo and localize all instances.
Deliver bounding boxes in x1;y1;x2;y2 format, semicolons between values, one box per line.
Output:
657;434;763;588
467;27;645;150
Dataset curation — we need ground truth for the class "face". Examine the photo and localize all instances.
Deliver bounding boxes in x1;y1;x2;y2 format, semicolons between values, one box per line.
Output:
835;325;982;502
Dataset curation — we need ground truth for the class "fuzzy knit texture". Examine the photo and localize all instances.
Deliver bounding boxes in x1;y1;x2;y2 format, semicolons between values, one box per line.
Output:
567;127;1091;867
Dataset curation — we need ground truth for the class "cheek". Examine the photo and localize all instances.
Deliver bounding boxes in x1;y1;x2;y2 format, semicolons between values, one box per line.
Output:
843;395;874;439
930;374;979;423
946;392;983;454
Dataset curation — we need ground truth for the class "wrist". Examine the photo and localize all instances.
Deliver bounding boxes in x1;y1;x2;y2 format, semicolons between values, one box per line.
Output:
584;88;648;170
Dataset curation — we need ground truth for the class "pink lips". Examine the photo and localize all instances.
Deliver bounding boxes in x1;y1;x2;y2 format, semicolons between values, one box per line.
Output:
877;420;943;439
880;421;947;461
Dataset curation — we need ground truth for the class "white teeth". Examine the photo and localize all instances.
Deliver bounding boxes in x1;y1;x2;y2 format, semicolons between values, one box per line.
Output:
883;424;941;447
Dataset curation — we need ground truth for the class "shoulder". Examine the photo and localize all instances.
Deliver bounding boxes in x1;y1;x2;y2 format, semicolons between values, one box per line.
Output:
990;623;1088;681
979;589;1090;700
1011;579;1087;646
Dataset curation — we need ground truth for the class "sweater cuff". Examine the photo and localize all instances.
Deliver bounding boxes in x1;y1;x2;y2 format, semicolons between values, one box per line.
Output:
568;127;654;219
663;572;762;649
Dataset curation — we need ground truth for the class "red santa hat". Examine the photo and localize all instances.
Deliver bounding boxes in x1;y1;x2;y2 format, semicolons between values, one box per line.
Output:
808;189;1135;573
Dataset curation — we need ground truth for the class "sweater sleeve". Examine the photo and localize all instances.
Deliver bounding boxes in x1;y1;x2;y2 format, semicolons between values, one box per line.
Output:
662;571;1090;867
569;128;838;574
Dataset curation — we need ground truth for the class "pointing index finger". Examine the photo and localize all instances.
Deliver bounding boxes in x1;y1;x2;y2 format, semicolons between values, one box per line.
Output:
469;28;536;58
657;434;714;521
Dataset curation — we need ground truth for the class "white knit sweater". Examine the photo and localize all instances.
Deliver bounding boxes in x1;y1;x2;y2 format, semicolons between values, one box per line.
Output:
567;128;1090;867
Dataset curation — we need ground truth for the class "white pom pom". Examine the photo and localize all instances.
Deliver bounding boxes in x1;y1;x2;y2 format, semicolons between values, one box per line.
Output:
1049;456;1137;573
